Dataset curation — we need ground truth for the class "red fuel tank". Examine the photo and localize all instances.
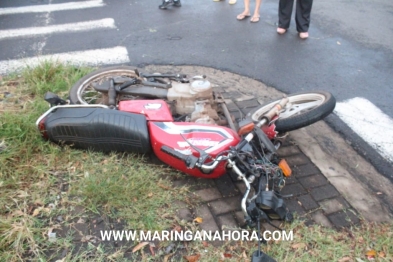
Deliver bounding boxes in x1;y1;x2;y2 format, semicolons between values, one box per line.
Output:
149;122;241;178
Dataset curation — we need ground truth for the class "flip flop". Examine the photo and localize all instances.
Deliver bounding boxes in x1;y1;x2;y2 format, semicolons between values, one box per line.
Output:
237;13;250;20
250;15;260;23
229;0;237;4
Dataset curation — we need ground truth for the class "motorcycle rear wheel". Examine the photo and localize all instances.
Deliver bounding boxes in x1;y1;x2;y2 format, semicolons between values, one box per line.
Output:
69;66;139;104
247;91;336;132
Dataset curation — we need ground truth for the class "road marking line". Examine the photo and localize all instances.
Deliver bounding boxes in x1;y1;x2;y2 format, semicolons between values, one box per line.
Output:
0;18;116;40
334;97;393;162
0;46;130;75
0;0;104;15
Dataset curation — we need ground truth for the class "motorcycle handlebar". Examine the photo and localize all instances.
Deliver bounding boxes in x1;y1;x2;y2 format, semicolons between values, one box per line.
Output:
257;97;289;127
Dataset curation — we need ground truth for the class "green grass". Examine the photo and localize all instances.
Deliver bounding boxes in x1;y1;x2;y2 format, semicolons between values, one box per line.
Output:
0;61;392;261
0;61;186;261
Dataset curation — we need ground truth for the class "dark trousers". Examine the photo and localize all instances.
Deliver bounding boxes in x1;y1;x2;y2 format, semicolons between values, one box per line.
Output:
278;0;313;33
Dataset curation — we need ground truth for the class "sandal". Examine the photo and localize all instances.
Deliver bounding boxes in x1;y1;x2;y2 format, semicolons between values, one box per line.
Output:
237;13;250;20
250;15;260;23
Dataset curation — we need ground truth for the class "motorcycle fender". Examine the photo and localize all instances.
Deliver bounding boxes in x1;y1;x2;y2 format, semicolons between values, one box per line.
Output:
42;107;151;154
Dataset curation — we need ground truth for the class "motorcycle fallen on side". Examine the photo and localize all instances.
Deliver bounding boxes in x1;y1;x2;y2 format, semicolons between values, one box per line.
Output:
36;66;336;261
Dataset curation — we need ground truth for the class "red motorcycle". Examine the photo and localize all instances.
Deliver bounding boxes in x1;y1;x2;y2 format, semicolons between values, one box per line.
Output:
36;66;335;261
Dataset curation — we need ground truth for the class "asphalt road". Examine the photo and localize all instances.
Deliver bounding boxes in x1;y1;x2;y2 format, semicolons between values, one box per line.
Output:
0;0;392;177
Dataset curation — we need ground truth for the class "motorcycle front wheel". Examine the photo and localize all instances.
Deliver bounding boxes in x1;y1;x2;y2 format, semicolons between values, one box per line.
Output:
69;66;139;104
247;91;336;133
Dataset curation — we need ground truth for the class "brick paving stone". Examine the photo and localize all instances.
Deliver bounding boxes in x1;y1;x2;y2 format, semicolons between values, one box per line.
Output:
297;195;319;211
286;154;310;166
298;174;329;189
178;208;193;222
311;210;333;227
228;109;243;120
214;175;239;197
192;178;216;190
319;197;350;214
240;106;259;116
194;187;222;202
283;174;298;185
280;183;307;197
235;99;260;109
235;181;255;197
277;146;301;157
209;196;242;215
293;163;320;177
195;204;219;232
311;184;340;201
216;214;239;230
328;210;360;228
285;198;306;217
234;211;247;227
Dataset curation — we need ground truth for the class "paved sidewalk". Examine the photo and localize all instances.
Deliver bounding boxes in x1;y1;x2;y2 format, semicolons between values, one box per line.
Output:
143;64;392;239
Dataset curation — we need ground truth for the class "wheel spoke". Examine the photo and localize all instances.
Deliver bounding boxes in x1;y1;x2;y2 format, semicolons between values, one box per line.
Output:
280;100;321;118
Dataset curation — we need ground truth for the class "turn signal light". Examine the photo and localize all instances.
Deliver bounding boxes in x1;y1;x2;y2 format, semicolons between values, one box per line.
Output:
38;118;49;140
238;122;255;136
278;159;292;177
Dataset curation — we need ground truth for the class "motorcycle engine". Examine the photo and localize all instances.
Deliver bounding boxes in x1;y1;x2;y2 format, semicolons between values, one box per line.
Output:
167;76;219;125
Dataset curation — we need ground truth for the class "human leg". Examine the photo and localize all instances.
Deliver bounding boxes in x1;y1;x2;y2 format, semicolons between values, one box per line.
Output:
237;0;251;20
295;0;313;33
278;0;294;30
250;0;262;22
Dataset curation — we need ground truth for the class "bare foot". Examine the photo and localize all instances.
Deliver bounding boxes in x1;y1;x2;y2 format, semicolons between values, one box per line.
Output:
237;11;250;20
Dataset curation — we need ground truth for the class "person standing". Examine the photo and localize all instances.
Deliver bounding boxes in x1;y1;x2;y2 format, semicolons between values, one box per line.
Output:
276;0;313;39
236;0;263;23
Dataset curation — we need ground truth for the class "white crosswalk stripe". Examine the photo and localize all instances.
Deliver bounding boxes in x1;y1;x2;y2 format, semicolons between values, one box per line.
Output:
0;0;104;15
0;1;129;74
0;46;130;75
335;97;393;163
0;18;116;40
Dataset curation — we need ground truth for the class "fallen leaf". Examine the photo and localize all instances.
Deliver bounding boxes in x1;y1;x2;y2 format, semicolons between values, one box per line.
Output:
184;254;201;262
132;242;149;253
147;192;153;197
158;183;172;190
223;253;232;258
338;257;352;262
378;251;385;258
291;243;306;249
32;208;41;217
337;41;341;45
149;244;155;256
173;225;182;232
202;241;208;247
366;250;376;258
163;253;174;262
193;217;203;223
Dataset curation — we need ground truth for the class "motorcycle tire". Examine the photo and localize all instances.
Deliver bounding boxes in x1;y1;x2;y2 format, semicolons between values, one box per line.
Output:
247;91;336;133
69;66;140;104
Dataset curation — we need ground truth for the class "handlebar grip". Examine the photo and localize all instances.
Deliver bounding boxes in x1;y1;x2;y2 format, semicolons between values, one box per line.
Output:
161;145;198;168
262;97;289;123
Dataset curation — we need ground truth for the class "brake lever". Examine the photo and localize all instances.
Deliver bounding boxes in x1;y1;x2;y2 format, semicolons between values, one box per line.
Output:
179;133;210;165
